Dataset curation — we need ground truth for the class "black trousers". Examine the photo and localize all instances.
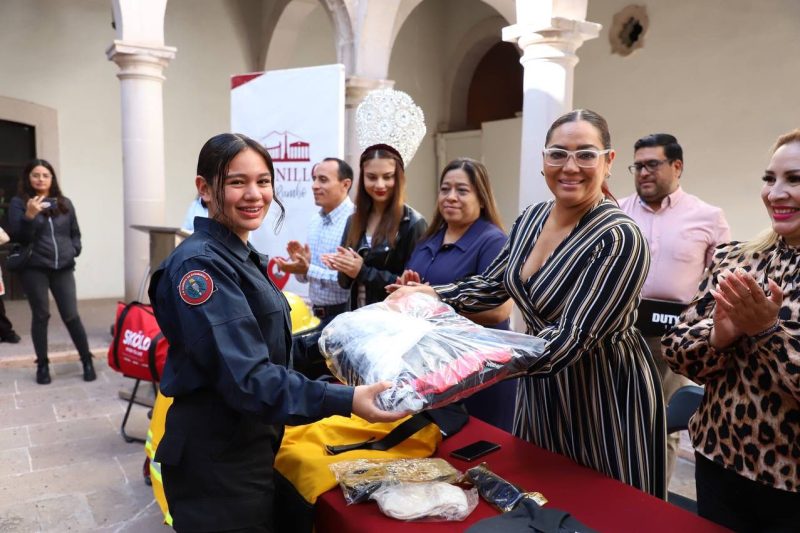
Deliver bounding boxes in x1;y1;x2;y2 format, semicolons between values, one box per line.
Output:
159;393;279;532
19;267;91;364
695;451;800;532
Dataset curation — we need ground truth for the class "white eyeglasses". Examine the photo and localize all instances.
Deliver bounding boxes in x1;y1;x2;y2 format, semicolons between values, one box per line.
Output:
543;148;611;168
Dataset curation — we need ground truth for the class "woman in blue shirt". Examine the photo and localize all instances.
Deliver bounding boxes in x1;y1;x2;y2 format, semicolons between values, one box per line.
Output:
395;158;515;430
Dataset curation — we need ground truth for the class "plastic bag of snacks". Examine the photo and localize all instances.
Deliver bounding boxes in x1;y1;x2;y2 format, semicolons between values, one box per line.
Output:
319;293;546;412
329;457;460;504
371;482;478;521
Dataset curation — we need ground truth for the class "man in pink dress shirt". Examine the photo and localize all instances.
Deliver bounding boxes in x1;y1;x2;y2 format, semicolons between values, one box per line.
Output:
619;133;730;481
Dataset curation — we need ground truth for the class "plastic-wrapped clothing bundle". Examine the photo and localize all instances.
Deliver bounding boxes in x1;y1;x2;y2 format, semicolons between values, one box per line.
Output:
370;482;478;521
319;293;547;412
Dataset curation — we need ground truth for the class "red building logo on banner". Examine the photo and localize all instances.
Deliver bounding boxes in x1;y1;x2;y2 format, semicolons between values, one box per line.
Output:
262;131;311;162
232;63;345;298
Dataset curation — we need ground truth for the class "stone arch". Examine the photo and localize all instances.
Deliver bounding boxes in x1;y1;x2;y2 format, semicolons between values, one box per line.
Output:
264;0;327;71
319;0;356;73
443;15;516;131
389;0;425;50
390;0;515;47
259;0;354;72
474;0;515;24
351;0;405;79
384;0;516;130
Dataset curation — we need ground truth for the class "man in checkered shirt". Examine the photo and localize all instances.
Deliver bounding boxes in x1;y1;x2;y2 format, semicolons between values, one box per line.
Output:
277;157;354;324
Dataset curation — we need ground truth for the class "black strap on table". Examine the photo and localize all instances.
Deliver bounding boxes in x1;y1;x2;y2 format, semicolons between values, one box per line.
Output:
324;412;433;455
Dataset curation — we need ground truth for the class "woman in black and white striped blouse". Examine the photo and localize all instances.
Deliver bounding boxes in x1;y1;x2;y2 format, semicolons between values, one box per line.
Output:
391;109;666;498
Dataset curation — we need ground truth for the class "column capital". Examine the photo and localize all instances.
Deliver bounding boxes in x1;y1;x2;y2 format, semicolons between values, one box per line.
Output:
106;40;176;81
503;14;601;210
503;17;601;60
345;76;394;107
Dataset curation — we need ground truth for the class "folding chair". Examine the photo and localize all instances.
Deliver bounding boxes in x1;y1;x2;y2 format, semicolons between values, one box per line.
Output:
120;378;158;443
112;265;164;443
666;385;704;434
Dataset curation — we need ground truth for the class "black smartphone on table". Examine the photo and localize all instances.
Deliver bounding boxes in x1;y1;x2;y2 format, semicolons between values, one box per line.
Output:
449;440;501;461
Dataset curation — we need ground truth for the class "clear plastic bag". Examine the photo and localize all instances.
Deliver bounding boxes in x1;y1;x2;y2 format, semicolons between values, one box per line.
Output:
319;293;547;412
329;457;461;504
370;482;479;521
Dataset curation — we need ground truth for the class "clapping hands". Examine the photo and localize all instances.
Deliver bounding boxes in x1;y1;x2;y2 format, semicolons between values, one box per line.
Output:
321;246;364;278
710;268;782;347
275;240;311;275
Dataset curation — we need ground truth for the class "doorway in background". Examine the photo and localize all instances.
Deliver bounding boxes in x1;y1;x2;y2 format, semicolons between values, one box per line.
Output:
0;119;36;299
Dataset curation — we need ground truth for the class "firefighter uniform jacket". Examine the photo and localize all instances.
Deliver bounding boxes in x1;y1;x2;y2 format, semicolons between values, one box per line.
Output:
148;217;354;532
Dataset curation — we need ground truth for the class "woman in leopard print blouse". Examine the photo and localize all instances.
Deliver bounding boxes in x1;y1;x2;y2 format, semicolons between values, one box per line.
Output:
663;130;800;532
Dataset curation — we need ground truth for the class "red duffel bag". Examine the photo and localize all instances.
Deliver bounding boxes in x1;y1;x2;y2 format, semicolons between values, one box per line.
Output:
108;301;168;382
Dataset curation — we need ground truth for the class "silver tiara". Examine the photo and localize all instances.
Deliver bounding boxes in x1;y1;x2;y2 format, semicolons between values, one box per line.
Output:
356;88;426;166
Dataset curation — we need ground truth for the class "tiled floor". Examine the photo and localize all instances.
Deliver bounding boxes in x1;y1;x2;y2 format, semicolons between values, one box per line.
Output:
0;298;167;531
0;363;168;532
672;431;698;501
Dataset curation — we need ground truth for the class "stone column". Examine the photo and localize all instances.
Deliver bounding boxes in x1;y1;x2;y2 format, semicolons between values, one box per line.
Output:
503;17;600;211
106;41;176;301
344;76;394;179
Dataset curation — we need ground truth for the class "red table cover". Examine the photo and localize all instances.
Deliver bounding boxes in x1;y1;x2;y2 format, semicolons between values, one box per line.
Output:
315;417;729;532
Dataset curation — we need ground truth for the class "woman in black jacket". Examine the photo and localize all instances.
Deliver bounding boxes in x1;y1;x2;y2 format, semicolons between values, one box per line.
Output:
8;159;94;385
323;144;426;308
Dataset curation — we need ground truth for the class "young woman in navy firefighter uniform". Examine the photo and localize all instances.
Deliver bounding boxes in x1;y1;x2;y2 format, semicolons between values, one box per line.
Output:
149;133;402;533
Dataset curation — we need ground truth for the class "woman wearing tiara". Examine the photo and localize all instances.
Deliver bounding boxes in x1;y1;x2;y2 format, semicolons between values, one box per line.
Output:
323;143;427;309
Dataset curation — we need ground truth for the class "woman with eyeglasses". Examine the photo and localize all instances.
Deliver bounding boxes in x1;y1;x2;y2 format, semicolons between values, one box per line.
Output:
390;109;666;498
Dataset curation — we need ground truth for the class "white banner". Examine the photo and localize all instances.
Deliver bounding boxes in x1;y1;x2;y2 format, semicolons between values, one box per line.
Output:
231;64;345;297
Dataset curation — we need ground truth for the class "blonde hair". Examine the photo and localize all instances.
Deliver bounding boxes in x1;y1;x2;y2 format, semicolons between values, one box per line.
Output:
739;129;800;256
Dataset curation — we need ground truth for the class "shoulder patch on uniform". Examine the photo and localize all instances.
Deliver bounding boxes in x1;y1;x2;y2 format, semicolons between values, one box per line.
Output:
178;270;214;305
